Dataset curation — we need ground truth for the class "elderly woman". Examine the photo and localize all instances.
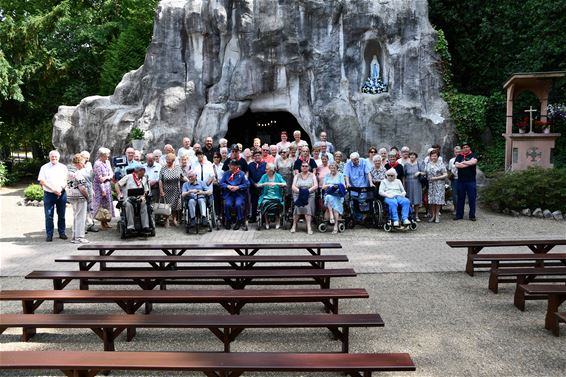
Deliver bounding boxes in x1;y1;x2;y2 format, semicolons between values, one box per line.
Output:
425;149;448;223
291;159;318;234
159;152;184;227
404;151;425;221
293;146;317;174
379;168;411;227
92;147;114;229
322;162;346;233
378;148;388;164
275;148;294;201
334;151;345;173
370;155;387;187
67;154;90;243
179;154;192;179
243;148;253;164
257;163;287;229
291;160;318;234
316;154;331;188
385;151;404;182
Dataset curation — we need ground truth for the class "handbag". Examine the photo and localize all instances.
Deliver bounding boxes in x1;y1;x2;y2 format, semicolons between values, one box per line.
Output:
94;208;112;222
154;197;172;216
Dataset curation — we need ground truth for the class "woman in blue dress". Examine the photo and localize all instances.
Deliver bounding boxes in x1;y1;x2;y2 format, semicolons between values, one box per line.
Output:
257;163;287;229
322;162;346;234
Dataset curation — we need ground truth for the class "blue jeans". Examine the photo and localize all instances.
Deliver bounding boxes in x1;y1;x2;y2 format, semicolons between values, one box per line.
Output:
456;180;477;219
44;191;67;237
384;196;411;222
224;194;246;222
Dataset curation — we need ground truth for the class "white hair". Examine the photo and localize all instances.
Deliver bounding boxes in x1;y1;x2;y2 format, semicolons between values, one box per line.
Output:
97;147;110;156
388;150;397;157
49;150;60;158
350;152;360;160
220;147;228;153
219;138;228;145
386;168;397;177
153;149;162;157
80;151;90;159
378;148;387;154
266;163;276;171
401;146;410;152
372;155;382;163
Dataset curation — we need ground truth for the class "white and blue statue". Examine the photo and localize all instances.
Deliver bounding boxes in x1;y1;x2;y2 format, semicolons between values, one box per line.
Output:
361;55;388;94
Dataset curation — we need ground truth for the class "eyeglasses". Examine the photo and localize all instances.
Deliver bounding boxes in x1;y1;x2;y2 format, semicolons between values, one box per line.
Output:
301;165;309;168
386;174;395;177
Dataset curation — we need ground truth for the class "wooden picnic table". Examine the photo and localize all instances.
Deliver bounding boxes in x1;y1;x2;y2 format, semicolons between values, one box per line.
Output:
519;284;566;336
446;239;566;275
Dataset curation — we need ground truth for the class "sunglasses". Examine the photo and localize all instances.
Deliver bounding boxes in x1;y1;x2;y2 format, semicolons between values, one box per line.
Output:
301;165;309;167
369;151;377;153
386;174;395;177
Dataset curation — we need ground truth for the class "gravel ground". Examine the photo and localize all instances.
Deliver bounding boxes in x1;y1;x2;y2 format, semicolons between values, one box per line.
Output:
1;185;565;377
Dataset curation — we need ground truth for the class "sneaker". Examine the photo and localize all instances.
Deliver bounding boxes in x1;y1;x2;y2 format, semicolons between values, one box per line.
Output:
70;239;80;244
59;234;68;240
233;222;240;231
402;219;411;226
275;224;280;230
435;217;440;223
393;221;400;227
265;223;270;230
78;238;90;244
453;217;463;221
46;236;53;242
242;224;248;231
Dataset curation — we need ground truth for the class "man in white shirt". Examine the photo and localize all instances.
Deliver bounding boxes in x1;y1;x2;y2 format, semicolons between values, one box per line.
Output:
177;137;194;159
115;164;151;232
143;152;162;200
38;150;69;241
313;131;335;154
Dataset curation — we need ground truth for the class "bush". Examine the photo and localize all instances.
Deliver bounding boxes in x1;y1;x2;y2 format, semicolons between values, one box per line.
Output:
481;167;566;213
23;183;44;201
0;162;7;187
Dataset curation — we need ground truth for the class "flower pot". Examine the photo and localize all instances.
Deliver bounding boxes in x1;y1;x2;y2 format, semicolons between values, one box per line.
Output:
132;139;144;151
543;127;550;134
518;128;526;134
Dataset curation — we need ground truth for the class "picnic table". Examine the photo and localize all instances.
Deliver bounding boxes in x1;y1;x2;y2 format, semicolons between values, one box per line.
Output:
446;239;566;276
519;284;566;336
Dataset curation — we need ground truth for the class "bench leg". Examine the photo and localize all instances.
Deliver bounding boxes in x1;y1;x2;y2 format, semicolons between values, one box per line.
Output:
488;261;499;293
21;300;36;341
545;294;565;336
513;279;526;311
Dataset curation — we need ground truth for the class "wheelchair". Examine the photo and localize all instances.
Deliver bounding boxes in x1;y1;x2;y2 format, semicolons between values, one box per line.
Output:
344;187;384;229
182;193;216;234
379;194;418;232
117;188;156;239
256;197;287;230
316;188;346;233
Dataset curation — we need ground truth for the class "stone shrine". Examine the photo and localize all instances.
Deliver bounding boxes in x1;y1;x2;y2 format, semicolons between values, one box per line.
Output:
502;72;564;171
53;0;454;158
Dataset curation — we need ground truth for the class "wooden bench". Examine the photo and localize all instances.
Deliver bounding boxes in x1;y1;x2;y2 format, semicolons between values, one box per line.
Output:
0;313;383;352
0;288;367;316
518;284;566;336
446;239;566;276
477;254;566;293
55;254;349;271
26;268;356;291
499;267;566;310
0;351;416;376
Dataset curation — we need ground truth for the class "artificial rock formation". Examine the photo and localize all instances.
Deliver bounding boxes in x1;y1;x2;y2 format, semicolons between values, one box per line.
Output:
53;0;454;158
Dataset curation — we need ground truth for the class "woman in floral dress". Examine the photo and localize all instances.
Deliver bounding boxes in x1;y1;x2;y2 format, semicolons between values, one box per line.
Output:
425;150;448;223
159;153;184;226
92;147;114;229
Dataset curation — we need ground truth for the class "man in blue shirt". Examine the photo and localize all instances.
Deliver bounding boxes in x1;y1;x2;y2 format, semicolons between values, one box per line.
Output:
248;150;266;223
344;152;374;222
220;160;250;230
454;142;478;221
182;171;210;227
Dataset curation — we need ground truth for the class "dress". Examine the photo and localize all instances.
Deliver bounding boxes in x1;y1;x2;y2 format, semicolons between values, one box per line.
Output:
404;161;424;205
323;173;345;215
293;173;316;216
92;159;115;217
275;158;294;196
159;165;183;211
258;173;286;207
425;161;447;205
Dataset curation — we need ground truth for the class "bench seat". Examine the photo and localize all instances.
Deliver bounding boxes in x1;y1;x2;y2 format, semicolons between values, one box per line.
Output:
519;284;566;336
479;254;566;293
26;268;356;290
0;288;368;315
55;254;349;271
0;351;416;376
0;313;384;352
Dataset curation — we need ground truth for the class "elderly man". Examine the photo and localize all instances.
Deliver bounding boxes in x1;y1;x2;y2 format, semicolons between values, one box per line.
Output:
114;147;137;180
115;163;151;233
192;150;215;184
344;152;373;222
218;138;228;150
314;131;335;154
144;152;162;200
290;130;308;157
318;141;334;163
177;137;193;159
202;136;217;161
220;160;249;231
222;144;249;173
182;171;210;227
38;150;69;242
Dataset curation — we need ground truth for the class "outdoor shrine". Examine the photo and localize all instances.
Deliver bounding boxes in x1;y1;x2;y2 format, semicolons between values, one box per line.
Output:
503;71;564;171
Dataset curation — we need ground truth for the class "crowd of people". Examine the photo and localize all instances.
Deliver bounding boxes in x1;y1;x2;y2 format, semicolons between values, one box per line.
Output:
37;130;478;242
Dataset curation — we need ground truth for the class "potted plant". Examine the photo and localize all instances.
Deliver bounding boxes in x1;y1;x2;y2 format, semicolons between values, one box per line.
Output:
129;127;145;150
534;120;551;134
516;117;528;134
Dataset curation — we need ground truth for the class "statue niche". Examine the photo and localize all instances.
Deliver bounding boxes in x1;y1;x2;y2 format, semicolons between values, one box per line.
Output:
361;40;388;94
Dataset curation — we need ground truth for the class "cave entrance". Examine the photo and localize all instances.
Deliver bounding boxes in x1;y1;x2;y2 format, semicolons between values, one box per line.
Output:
225;110;311;148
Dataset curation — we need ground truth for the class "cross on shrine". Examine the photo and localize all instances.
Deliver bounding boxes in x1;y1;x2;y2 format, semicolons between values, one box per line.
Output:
524;106;538;133
526;147;542;162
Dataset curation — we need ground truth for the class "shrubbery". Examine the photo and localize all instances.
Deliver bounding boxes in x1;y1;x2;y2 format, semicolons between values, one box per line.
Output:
481;167;566;213
23;183;44;201
0;162;7;187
